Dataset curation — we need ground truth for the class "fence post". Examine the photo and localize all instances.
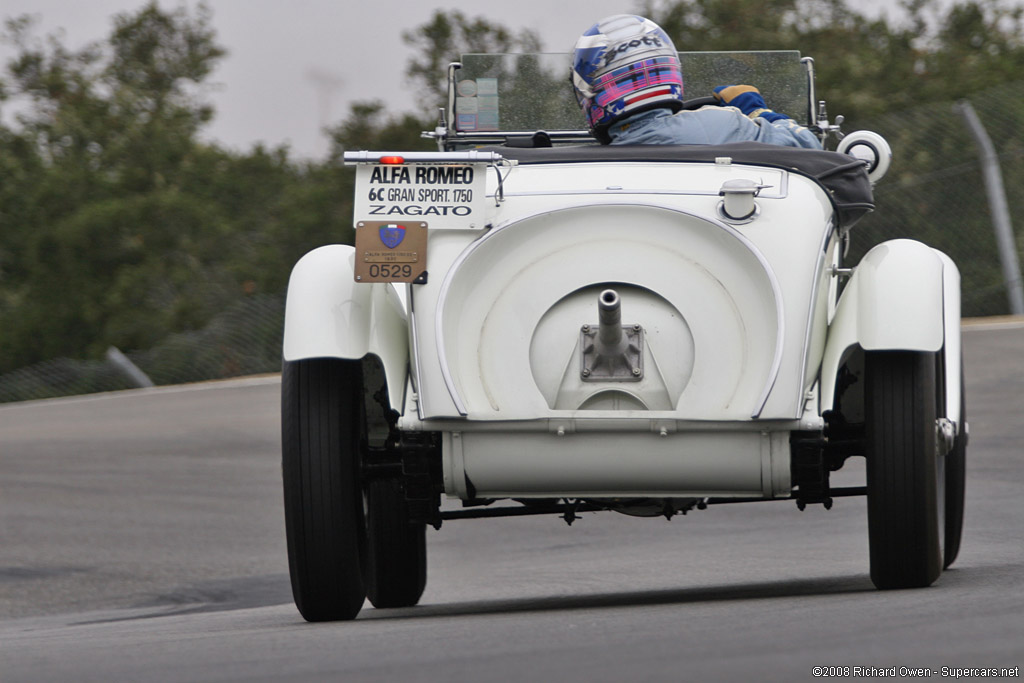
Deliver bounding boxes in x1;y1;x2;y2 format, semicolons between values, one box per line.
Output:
954;100;1024;316
105;346;155;388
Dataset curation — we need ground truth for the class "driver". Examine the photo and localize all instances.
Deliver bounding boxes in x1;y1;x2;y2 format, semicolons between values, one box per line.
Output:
571;14;822;149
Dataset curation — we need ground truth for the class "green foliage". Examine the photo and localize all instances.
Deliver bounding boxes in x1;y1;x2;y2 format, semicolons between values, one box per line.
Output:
328;101;434;155
918;0;1024;98
0;4;317;373
644;0;1024;122
402;10;542;112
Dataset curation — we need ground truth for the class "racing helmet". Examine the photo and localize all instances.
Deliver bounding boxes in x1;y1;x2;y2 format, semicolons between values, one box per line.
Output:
571;15;685;142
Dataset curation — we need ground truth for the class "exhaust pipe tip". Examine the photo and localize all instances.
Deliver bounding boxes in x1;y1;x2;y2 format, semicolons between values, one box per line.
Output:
599;288;619;311
597;289;623;348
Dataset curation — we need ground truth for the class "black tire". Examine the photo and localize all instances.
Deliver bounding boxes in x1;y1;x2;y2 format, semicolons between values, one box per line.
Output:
282;358;366;621
865;351;942;589
944;366;967;569
364;477;427;608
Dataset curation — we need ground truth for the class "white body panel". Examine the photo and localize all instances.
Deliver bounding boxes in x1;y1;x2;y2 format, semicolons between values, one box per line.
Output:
283;245;408;411
937;250;963;426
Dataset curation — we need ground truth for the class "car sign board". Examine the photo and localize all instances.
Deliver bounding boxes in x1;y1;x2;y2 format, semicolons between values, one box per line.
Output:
353;162;488;230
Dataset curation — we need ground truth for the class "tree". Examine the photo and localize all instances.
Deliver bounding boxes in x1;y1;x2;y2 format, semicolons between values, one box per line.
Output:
916;0;1024;99
3;4;223;193
0;3;232;368
402;10;542;113
328;101;433;156
642;0;1024;122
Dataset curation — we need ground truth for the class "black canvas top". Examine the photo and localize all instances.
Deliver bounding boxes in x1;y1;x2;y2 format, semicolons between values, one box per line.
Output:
486;142;875;228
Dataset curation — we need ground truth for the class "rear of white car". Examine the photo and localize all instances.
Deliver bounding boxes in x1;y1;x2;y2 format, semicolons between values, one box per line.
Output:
280;51;966;621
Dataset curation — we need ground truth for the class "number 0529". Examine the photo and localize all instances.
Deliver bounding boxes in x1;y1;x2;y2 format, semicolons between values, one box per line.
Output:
368;264;412;278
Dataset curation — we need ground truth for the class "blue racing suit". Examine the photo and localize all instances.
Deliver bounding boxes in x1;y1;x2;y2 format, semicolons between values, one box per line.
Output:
608;106;822;149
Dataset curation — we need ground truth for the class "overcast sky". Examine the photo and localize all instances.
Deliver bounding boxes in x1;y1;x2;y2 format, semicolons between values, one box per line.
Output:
1;0;892;159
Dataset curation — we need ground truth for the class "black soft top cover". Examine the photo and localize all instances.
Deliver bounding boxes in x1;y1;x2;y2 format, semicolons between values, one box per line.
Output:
487;142;875;229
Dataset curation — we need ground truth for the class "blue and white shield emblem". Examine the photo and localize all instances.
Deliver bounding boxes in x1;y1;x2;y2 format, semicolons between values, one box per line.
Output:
379;224;405;249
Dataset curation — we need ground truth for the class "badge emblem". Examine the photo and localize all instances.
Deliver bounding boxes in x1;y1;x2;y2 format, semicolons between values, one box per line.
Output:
379;224;405;249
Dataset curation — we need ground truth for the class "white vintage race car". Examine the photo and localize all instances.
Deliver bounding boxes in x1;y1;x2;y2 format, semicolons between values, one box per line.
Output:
281;51;967;621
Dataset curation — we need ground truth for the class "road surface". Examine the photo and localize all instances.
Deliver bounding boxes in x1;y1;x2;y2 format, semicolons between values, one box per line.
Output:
1;322;1021;681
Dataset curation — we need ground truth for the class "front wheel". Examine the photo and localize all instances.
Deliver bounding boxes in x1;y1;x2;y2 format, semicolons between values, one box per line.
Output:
865;351;943;589
282;358;366;621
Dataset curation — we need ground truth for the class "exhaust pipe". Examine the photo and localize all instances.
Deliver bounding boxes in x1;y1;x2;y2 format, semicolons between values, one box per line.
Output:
581;288;643;381
597;289;625;352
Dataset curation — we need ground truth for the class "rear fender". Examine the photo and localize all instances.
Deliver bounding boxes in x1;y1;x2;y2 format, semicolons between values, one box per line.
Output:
936;250;963;427
821;239;950;413
283;245;408;412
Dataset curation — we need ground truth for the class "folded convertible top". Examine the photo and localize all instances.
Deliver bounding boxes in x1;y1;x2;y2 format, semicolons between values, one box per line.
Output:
485;142;875;229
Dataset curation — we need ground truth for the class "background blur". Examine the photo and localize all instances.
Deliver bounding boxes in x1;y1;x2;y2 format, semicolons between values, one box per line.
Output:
0;0;649;159
1;0;1021;401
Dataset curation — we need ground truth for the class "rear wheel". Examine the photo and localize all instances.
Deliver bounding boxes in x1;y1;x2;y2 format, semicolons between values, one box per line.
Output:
364;477;427;608
944;366;967;569
282;358;366;621
865;351;943;589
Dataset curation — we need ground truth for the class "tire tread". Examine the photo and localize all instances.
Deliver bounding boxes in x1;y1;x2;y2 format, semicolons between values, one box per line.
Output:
866;351;942;589
282;359;366;621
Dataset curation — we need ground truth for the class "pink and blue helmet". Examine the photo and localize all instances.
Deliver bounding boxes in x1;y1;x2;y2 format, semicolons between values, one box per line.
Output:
571;15;685;142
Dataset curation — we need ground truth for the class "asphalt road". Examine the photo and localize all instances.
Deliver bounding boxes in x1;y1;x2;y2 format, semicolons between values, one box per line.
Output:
1;323;1022;682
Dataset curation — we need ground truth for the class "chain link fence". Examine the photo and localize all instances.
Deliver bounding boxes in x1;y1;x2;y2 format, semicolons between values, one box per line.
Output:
0;293;284;403
848;81;1024;316
0;83;1020;403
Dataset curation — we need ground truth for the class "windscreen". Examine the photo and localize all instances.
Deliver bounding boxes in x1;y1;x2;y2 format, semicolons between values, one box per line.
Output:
453;51;810;134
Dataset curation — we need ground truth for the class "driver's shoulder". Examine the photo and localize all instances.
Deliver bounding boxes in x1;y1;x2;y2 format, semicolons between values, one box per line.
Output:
673;104;744;120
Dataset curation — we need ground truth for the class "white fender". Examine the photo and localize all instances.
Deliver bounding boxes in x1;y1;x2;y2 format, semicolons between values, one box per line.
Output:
820;239;946;410
936;250;963;427
283;244;408;411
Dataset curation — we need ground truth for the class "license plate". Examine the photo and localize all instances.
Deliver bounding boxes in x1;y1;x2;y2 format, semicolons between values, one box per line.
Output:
354;221;428;283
